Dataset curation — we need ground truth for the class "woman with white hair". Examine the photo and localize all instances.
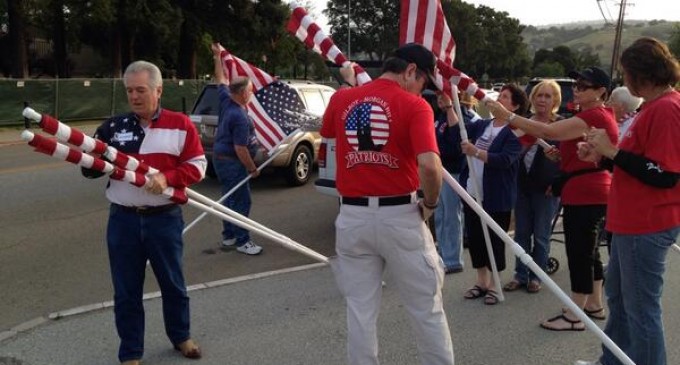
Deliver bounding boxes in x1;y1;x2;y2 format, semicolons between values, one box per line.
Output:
608;86;642;139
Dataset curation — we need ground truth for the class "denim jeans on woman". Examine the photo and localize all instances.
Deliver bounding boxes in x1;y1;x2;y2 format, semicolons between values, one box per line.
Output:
434;173;464;271
213;157;251;246
512;190;559;284
600;226;680;365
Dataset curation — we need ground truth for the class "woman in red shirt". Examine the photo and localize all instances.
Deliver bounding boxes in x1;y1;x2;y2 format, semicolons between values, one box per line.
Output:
575;37;680;365
486;67;618;331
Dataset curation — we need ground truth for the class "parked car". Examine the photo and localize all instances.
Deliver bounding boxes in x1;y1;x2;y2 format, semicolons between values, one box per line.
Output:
189;80;336;186
524;77;576;117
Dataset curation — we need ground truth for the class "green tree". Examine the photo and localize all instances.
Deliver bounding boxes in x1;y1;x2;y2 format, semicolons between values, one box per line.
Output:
669;24;680;59
6;0;29;77
325;0;399;61
533;61;565;77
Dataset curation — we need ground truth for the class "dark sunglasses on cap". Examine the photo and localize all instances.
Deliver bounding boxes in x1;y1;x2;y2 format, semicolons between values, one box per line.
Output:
573;81;600;92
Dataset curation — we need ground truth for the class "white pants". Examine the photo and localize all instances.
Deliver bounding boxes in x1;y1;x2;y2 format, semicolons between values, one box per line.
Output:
331;202;455;365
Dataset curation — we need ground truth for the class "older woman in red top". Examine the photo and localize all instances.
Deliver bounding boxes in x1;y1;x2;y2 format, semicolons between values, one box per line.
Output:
486;67;618;331
574;37;680;365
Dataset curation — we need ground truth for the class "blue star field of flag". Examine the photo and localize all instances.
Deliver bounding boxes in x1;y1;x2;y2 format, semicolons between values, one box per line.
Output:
254;81;320;133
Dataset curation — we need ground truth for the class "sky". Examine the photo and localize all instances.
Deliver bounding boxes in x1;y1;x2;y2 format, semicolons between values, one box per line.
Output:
301;0;680;31
463;0;680;26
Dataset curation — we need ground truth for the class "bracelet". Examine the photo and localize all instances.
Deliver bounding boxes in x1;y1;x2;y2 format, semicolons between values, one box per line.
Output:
474;149;481;158
443;105;453;109
423;200;439;209
506;113;517;123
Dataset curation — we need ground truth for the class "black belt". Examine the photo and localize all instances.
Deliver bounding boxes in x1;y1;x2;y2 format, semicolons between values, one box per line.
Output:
341;195;413;206
114;203;177;216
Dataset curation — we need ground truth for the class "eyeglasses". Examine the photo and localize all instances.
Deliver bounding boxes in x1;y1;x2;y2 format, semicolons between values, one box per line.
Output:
573;81;599;92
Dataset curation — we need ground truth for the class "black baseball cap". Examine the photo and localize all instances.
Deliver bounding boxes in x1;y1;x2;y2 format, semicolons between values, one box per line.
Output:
393;43;437;85
568;67;611;90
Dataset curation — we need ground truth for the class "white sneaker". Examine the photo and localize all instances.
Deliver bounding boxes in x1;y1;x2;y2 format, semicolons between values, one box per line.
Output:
221;238;236;247
236;241;263;255
574;360;602;365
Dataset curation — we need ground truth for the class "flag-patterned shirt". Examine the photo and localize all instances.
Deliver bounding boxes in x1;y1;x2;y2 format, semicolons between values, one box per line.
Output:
92;108;206;207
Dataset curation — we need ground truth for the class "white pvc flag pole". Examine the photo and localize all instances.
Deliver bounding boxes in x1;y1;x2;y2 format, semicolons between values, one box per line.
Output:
451;84;504;301
184;198;329;264
673;243;680;255
182;129;304;235
442;170;636;365
186;188;290;244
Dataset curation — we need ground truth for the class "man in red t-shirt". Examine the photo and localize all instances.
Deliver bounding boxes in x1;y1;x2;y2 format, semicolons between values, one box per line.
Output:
321;43;454;365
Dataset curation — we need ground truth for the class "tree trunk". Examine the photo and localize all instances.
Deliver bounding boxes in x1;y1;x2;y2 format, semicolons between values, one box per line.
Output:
177;15;198;79
7;0;29;78
50;0;69;78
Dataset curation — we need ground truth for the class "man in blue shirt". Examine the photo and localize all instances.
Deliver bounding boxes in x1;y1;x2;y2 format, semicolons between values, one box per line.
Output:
211;42;263;255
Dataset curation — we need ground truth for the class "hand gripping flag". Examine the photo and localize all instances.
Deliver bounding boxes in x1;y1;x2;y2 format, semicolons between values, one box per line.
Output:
217;48;315;151
286;2;371;86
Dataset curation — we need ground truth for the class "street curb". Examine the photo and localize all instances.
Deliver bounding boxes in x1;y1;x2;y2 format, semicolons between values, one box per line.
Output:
0;262;328;344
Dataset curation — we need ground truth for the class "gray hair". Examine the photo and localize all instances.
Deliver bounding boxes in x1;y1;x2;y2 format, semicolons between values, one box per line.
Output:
123;60;163;89
229;76;251;94
610;86;642;113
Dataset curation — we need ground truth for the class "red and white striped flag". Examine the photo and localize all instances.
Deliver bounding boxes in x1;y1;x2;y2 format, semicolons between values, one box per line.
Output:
286;2;371;86
399;0;492;102
218;48;308;151
400;0;456;67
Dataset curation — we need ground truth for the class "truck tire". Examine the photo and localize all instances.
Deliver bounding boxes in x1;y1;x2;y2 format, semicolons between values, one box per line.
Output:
284;144;312;186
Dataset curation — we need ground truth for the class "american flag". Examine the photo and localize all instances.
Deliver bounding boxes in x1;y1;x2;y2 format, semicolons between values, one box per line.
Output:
400;0;456;66
218;48;310;151
286;2;371;86
399;0;492;103
345;102;389;151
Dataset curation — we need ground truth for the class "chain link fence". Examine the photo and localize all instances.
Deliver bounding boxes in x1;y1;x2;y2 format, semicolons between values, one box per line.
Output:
0;78;209;126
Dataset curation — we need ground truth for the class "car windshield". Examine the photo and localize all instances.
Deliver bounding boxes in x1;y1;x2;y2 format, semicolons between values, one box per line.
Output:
192;86;219;115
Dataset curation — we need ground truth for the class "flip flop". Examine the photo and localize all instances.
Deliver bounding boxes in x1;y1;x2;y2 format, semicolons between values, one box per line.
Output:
540;314;585;331
503;280;524;292
464;285;487;299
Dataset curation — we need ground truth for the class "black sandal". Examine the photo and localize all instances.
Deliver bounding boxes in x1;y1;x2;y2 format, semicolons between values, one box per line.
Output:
585;307;607;320
484;289;500;305
540;314;585;331
464;285;487;299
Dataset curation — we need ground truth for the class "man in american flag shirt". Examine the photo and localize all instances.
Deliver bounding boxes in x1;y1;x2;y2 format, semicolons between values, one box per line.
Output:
321;43;455;365
82;60;206;364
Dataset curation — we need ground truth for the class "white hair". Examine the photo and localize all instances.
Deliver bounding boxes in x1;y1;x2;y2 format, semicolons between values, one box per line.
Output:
123;60;163;89
610;86;642;113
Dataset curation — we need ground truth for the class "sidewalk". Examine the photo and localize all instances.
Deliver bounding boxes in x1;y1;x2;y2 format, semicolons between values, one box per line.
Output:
2;247;680;365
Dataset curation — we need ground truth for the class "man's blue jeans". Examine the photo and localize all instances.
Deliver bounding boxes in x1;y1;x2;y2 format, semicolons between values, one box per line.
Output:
434;173;464;271
107;204;191;362
213;157;251;246
512;190;559;283
600;226;680;365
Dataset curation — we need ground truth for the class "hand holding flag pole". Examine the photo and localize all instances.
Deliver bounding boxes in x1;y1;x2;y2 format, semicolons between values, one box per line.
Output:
20;109;329;264
182;129;305;235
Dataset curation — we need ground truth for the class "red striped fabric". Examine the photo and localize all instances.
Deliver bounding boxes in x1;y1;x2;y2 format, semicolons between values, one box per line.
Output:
399;0;456;66
218;48;288;151
286;3;371;86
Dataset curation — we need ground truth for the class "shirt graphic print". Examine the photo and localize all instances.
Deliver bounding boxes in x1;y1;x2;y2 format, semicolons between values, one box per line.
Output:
343;99;398;169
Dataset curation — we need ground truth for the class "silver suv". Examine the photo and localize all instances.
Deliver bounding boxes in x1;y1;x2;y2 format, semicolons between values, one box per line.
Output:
189;80;336;186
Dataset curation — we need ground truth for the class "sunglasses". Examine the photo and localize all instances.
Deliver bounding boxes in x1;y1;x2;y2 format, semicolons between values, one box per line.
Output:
573;81;599;92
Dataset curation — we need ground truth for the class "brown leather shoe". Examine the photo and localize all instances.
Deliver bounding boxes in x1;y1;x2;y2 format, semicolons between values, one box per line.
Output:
121;360;140;365
174;339;202;359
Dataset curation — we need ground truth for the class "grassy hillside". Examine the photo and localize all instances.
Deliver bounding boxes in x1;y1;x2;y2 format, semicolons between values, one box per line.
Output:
522;20;678;69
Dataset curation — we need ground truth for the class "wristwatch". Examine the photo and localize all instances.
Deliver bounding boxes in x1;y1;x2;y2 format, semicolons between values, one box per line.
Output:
474;149;481;158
